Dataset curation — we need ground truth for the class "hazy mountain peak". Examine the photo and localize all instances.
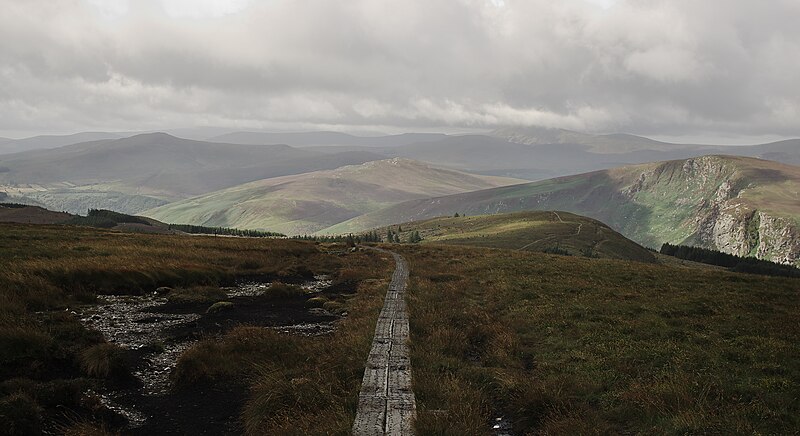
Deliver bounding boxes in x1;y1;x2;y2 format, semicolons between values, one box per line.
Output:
490;126;685;153
115;132;183;145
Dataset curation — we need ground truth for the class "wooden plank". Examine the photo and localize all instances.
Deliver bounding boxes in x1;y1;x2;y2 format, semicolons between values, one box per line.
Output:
352;248;416;436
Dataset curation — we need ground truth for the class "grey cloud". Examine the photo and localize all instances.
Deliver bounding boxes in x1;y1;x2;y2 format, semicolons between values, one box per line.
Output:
0;0;798;138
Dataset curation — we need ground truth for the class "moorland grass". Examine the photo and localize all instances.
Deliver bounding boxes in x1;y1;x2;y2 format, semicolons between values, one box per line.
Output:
0;223;340;432
171;249;393;435
393;244;800;434
6;221;798;434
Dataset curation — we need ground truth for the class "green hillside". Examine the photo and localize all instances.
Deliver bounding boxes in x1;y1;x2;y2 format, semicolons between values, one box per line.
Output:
144;158;525;235
325;156;800;266
383;211;656;263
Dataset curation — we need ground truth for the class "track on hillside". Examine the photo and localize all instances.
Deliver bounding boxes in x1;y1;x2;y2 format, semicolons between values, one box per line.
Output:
352;247;416;435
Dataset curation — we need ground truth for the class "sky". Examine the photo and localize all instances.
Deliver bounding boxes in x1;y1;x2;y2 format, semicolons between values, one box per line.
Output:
0;0;799;142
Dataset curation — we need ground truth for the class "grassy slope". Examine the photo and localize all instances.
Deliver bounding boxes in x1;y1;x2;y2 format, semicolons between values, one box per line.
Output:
144;158;525;235
326;156;800;263
393;244;800;434
383;211;656;263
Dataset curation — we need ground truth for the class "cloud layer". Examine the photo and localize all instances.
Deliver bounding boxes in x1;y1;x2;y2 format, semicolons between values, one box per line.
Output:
1;0;798;137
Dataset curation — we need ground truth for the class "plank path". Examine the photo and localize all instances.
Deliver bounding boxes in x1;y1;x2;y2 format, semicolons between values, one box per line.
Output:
352;247;416;435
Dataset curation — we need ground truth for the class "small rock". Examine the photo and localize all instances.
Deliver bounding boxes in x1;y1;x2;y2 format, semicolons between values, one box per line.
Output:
155;286;173;295
308;308;333;317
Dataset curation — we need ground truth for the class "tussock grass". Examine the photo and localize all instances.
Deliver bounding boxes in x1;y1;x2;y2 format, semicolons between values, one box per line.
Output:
171;249;393;435
394;244;800;434
167;286;227;305
78;343;128;379
58;420;119;436
262;282;305;300
0;222;338;431
0;392;42;436
206;301;235;314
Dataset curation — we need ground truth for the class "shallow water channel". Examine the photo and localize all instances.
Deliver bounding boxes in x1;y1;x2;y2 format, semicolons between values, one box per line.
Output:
78;276;333;430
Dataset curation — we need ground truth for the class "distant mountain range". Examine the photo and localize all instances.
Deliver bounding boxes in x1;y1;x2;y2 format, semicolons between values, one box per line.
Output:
143;158;524;235
0;133;383;214
322;129;800;180
1;128;798;266
0;132;126;155
208;131;447;148
325;155;800;266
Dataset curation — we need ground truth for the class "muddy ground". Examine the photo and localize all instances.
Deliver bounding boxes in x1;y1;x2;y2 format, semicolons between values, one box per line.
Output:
76;276;345;435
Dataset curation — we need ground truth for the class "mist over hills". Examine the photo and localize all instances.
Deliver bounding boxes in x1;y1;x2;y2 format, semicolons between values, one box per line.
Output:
209;131;447;148
215;127;799;181
143;158;524;235
0;132;126;155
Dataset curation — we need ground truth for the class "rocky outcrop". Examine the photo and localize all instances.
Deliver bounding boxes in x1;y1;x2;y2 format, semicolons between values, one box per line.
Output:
693;193;799;267
628;156;800;267
755;212;800;266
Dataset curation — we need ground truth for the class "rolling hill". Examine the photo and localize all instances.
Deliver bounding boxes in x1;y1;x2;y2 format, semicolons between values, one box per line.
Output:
143;158;525;235
0;203;72;225
0;133;383;214
324;155;800;266
380;211;656;263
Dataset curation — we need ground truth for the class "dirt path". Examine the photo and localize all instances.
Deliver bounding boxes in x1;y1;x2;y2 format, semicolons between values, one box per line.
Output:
353;247;416;435
516;212;581;251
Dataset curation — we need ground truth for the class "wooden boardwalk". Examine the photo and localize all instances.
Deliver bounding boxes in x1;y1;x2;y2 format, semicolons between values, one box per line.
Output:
352;248;416;435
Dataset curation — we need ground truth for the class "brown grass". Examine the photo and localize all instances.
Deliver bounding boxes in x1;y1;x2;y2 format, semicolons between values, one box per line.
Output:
0;222;340;432
170;248;394;435
392;243;800;434
78;343;128;379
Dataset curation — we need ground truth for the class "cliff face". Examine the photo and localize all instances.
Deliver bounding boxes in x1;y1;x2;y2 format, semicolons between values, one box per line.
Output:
622;156;800;267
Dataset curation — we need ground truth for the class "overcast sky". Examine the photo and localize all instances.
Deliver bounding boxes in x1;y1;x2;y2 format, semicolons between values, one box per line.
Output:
1;0;798;141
